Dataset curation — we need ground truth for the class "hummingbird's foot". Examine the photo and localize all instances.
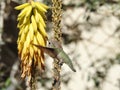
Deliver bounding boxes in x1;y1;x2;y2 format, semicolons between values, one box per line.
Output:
59;60;63;66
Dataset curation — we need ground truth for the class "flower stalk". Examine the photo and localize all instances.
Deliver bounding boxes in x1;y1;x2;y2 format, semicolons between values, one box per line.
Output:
52;0;62;90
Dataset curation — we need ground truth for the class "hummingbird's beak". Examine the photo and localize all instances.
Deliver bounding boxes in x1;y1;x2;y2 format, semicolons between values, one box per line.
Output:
32;44;57;58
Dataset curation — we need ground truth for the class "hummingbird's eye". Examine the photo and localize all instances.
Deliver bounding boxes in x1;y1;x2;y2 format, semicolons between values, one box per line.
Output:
48;42;51;45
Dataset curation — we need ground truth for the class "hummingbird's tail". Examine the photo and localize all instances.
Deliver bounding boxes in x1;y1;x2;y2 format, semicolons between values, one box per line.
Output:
69;65;76;72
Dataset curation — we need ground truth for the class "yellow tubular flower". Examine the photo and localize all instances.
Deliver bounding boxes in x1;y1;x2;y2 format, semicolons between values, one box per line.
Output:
15;1;49;83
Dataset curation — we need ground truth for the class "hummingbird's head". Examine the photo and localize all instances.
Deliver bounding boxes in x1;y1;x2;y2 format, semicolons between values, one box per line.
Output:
47;39;63;49
47;40;53;48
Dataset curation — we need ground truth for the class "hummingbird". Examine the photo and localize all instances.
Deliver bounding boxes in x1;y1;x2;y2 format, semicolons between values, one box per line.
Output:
33;40;76;72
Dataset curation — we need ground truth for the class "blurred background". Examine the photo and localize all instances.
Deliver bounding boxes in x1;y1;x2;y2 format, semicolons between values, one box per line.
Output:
0;0;120;90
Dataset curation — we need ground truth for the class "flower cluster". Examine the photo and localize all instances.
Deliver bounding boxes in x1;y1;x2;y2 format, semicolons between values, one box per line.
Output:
15;1;48;82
